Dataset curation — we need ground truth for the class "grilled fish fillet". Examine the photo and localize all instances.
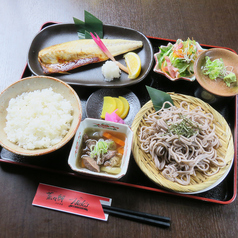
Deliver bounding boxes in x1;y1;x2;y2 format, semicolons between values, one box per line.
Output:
38;39;143;74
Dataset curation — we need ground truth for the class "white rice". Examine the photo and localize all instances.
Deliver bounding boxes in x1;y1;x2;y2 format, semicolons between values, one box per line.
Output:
102;61;121;81
4;87;73;150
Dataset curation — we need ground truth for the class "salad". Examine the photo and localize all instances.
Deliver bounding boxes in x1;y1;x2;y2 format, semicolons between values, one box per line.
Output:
201;56;236;87
154;38;203;80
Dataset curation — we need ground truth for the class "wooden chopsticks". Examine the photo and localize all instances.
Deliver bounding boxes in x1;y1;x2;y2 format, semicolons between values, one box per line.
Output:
102;205;171;228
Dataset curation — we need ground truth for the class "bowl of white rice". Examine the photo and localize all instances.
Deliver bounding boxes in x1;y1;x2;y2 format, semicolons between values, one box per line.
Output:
0;76;82;156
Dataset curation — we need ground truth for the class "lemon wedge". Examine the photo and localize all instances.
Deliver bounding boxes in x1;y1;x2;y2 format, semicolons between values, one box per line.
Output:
124;52;141;79
114;97;124;117
119;96;130;119
101;96;117;119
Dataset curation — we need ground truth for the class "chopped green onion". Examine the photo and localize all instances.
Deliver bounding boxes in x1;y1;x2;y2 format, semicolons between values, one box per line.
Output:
90;139;113;158
202;56;236;87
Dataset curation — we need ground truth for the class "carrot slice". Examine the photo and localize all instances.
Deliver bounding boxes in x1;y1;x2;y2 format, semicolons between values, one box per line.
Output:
81;159;85;168
103;132;125;147
161;60;168;75
117;147;124;155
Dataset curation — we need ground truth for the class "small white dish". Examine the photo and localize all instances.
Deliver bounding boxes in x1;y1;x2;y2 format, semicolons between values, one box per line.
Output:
68;118;133;180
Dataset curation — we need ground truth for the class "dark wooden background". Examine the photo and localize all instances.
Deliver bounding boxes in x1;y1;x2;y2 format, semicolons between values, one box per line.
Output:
0;1;237;237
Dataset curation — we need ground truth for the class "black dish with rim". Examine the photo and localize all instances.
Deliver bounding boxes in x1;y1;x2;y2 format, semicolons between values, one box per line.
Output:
28;23;154;88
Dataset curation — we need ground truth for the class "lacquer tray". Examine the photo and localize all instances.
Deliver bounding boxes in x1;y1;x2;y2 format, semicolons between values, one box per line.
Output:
0;22;237;204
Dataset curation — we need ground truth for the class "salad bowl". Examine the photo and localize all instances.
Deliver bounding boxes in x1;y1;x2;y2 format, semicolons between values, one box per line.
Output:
153;39;204;82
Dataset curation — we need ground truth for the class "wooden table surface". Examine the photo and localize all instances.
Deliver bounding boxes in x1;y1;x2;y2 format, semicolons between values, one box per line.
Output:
0;1;238;237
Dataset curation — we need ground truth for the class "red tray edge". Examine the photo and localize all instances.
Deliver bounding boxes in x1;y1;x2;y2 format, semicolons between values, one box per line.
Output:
1;21;237;205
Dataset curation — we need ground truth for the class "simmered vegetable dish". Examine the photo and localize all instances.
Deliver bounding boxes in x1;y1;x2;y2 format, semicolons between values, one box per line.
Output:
78;128;126;174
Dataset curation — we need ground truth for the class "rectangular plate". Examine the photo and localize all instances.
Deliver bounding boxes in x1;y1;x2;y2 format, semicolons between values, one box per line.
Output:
0;22;237;204
27;23;154;88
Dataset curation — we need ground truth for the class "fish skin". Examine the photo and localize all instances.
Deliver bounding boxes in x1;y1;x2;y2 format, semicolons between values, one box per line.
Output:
38;39;143;74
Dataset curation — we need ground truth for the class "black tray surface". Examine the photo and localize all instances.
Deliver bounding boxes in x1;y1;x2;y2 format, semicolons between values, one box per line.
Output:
0;24;236;204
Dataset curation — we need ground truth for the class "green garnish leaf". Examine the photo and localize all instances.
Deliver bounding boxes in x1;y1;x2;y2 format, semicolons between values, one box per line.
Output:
73;10;103;39
84;30;92;39
84;11;103;38
146;86;174;111
73;17;86;39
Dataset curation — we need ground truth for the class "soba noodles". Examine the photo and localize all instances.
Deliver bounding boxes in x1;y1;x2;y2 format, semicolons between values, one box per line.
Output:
139;101;226;185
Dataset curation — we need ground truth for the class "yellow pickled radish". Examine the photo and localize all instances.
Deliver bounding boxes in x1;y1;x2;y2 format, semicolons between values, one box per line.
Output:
124;52;141;79
119;96;130;119
114;97;124;117
101;96;117;119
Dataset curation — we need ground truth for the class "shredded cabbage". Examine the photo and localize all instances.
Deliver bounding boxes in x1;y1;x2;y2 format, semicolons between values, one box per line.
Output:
202;56;236;87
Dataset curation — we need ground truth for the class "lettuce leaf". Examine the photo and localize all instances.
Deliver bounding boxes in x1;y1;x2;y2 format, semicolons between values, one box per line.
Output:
170;57;189;74
156;44;173;69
